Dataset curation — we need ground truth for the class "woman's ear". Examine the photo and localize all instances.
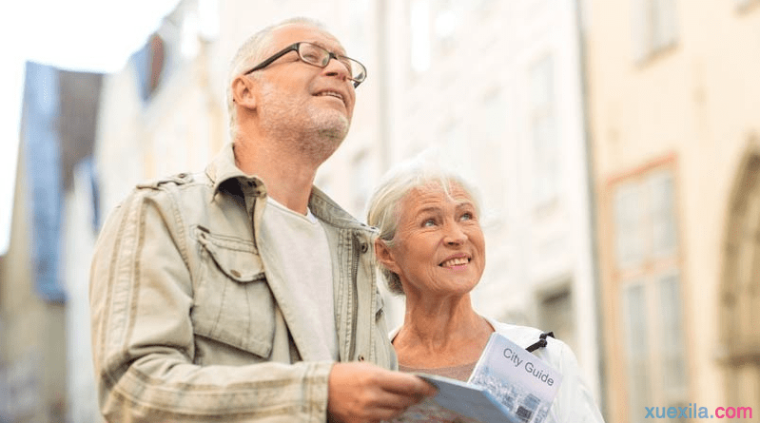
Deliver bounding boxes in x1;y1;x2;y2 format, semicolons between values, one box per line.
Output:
231;75;258;110
374;238;401;274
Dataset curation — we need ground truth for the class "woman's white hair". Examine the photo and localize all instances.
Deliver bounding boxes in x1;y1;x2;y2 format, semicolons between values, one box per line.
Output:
226;17;328;140
366;150;481;295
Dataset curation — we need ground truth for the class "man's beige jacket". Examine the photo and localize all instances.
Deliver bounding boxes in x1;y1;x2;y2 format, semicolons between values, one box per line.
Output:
90;144;395;422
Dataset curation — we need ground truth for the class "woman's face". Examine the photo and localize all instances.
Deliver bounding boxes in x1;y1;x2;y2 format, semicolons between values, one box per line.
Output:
378;182;486;298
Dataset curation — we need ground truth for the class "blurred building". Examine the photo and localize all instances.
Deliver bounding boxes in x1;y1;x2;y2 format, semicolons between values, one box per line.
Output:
95;0;224;214
0;62;102;423
585;0;760;421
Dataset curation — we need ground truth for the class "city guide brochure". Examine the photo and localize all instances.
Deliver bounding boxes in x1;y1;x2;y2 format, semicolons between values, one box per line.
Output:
386;332;563;423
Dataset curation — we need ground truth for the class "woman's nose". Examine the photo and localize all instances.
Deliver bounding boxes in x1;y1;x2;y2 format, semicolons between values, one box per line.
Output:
443;223;467;246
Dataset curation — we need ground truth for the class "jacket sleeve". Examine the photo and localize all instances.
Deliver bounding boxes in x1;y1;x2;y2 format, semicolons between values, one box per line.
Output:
550;340;606;423
89;189;332;423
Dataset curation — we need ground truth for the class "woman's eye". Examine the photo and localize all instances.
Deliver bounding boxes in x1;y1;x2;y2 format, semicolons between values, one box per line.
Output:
423;219;436;227
461;212;474;221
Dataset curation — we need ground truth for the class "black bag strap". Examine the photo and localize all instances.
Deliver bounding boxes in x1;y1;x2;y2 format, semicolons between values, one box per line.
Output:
525;331;554;353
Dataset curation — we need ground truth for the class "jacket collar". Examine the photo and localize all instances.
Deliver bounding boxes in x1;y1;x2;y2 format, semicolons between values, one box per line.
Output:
206;143;264;196
309;186;374;232
205;143;375;234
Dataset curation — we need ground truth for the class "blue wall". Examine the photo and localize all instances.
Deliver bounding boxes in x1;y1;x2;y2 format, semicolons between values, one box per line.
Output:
22;62;66;303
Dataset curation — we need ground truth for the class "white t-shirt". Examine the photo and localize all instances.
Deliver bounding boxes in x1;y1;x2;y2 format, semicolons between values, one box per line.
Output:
259;197;338;360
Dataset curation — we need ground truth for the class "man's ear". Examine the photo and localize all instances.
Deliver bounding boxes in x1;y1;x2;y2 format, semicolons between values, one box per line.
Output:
374;238;401;274
231;75;258;110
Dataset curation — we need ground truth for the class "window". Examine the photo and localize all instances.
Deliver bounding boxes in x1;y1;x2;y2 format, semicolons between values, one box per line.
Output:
433;0;462;52
613;165;687;422
649;172;677;256
347;0;372;59
657;272;687;401
198;0;219;40
632;0;678;61
539;287;576;353
614;172;678;268
410;0;432;74
621;273;688;423
442;122;474;181
614;182;645;268
530;55;559;208
180;11;200;58
410;0;466;75
734;0;757;9
479;90;508;212
622;282;651;423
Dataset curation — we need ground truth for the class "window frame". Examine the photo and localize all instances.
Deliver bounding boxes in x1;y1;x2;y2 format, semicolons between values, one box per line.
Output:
609;159;690;421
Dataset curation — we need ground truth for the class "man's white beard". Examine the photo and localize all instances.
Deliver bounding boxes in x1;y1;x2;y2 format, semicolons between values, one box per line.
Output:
259;85;351;163
286;109;350;164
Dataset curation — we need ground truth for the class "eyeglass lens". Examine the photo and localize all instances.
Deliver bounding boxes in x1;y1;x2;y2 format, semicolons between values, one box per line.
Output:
298;43;364;82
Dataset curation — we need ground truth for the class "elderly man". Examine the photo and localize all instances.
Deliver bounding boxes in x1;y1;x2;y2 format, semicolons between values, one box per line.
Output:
89;17;434;423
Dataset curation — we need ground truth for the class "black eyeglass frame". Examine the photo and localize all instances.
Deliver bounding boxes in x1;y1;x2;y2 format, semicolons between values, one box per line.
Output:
243;42;367;88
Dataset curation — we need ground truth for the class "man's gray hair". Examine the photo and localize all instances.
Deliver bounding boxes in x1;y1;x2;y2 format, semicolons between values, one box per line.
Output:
226;17;328;140
366;152;481;295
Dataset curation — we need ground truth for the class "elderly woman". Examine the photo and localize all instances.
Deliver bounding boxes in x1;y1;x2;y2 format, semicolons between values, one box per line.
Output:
367;160;605;422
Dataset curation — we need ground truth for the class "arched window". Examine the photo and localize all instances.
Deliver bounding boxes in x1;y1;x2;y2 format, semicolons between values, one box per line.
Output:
719;141;760;406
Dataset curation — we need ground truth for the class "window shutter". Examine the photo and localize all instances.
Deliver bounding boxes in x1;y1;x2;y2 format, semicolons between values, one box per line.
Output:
631;0;649;61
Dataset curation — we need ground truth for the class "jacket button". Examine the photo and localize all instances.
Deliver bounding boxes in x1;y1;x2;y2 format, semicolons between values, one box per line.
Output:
360;243;368;253
358;355;365;362
230;270;241;278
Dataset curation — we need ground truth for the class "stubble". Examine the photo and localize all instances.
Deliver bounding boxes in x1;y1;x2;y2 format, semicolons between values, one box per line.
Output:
258;81;351;163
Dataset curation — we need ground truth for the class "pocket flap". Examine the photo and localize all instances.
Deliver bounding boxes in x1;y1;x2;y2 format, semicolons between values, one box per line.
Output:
193;227;274;358
197;230;265;283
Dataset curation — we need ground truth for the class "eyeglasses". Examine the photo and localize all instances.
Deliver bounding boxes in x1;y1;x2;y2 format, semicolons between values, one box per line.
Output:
243;42;367;88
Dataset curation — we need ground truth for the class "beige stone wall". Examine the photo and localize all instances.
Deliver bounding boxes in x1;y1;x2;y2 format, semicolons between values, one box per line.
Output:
0;144;67;422
586;0;760;420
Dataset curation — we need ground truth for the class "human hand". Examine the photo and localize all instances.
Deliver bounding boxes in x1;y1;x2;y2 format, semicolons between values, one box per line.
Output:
327;361;437;423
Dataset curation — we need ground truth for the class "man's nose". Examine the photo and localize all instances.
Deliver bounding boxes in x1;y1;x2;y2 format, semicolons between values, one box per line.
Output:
322;56;351;81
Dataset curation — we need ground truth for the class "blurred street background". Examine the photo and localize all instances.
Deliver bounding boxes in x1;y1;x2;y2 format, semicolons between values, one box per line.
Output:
1;0;759;422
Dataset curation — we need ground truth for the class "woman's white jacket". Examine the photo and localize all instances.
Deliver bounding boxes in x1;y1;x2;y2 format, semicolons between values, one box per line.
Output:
484;317;605;423
390;316;606;423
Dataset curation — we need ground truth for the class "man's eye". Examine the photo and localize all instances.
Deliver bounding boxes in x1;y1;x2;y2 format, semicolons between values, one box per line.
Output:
461;212;474;221
423;219;436;227
303;53;320;62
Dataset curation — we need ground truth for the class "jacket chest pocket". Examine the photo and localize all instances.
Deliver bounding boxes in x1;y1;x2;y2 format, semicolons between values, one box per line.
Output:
192;229;275;358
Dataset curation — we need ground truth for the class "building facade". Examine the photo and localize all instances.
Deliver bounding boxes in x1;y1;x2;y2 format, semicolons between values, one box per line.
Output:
96;0;224;214
0;62;102;423
585;0;760;421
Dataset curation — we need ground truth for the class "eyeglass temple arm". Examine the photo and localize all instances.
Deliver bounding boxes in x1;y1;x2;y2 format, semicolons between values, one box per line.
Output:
244;44;299;75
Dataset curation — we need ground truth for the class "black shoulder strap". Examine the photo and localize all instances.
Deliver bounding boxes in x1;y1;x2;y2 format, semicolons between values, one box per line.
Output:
525;331;554;353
